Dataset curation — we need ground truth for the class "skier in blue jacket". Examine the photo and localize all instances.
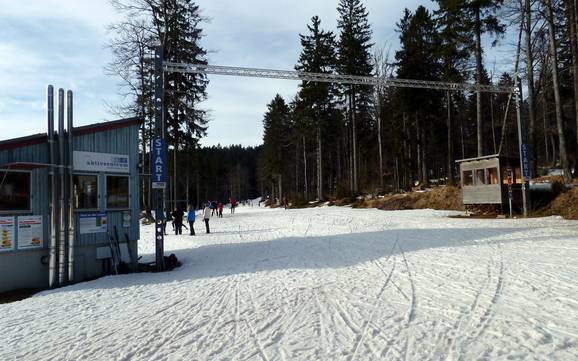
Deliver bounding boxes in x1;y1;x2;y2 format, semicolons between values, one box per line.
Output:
187;205;196;236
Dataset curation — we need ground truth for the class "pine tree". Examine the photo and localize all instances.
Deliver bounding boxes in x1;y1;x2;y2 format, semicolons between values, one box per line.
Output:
262;95;292;200
109;0;209;207
296;16;337;200
434;0;505;157
395;6;442;185
336;0;374;193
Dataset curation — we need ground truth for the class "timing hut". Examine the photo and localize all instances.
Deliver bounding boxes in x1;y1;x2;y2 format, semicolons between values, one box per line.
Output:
456;154;523;207
0;117;141;293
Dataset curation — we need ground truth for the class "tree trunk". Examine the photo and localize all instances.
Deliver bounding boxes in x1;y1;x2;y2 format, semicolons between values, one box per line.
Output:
278;175;283;205
377;94;384;191
525;0;538;177
490;95;497;154
317;126;323;201
447;91;454;184
350;86;358;193
566;0;578;170
475;7;484;157
303;136;308;200
543;100;550;165
544;0;571;181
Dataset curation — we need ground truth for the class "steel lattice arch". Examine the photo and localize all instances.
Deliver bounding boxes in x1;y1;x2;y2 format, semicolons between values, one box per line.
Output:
164;62;514;94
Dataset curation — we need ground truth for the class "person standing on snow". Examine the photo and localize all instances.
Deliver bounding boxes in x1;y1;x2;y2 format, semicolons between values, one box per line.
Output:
229;197;237;214
163;208;172;235
203;202;211;233
217;201;224;218
187;205;196;236
172;207;184;235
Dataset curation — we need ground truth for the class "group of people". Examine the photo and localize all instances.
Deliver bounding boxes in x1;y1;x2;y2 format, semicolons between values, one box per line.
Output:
163;197;239;236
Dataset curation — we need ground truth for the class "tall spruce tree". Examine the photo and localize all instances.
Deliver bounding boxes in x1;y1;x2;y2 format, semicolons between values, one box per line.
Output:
395;6;442;185
433;0;505;157
296;16;337;201
109;0;209;207
337;0;374;193
434;0;471;182
262;95;292;201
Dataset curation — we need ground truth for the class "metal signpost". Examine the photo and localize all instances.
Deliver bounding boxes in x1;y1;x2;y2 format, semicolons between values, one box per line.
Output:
515;79;530;217
507;166;513;218
153;46;165;271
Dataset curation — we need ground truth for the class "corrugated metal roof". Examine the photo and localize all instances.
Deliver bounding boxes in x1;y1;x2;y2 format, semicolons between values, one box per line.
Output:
0;117;143;151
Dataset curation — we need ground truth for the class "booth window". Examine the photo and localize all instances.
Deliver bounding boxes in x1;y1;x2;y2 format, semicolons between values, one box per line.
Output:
475;169;486;185
0;171;31;212
73;175;98;210
486;167;499;185
463;170;474;186
106;176;129;209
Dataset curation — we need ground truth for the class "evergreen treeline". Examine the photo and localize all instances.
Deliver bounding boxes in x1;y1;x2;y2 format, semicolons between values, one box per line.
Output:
107;0;578;210
169;145;261;209
260;0;578;202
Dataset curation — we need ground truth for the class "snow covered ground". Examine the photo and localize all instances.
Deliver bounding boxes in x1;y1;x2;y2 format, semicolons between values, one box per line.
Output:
2;205;578;360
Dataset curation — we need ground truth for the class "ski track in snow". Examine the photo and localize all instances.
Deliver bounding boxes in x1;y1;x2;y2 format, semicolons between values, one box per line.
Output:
2;206;578;360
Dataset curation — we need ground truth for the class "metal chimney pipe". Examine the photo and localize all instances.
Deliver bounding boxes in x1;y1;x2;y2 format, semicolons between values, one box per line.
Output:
58;88;68;285
48;85;58;288
67;90;75;283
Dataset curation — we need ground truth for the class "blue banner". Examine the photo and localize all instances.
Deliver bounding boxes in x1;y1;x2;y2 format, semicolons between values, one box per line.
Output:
521;143;531;181
151;138;167;189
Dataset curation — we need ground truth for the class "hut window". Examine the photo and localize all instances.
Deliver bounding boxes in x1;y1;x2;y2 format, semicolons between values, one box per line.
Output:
73;175;98;210
475;169;486;185
0;171;31;212
106;176;129;209
463;170;474;186
486;168;499;185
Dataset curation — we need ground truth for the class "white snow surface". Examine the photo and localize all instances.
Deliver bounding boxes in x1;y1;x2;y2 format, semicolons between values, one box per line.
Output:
2;206;578;360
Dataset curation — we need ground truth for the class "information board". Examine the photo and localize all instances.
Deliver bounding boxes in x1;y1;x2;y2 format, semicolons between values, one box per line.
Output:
17;215;43;249
73;151;130;174
0;216;15;251
79;213;108;234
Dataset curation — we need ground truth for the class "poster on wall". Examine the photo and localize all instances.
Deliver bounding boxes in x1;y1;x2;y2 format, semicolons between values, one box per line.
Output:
79;213;108;234
0;216;15;252
17;215;43;249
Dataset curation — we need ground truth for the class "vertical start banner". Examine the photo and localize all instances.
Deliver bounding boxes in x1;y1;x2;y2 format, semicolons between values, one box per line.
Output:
152;138;167;189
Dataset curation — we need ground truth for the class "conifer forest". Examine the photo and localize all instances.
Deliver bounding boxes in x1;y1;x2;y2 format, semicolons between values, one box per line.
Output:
108;0;578;210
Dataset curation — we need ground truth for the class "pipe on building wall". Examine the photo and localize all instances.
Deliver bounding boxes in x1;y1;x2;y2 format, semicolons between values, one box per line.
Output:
47;85;58;288
58;88;68;286
67;91;75;283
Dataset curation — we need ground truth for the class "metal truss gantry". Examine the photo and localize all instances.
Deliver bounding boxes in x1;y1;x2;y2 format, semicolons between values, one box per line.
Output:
164;62;514;94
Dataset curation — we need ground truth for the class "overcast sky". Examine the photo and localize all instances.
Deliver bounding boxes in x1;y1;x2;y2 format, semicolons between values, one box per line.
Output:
0;0;514;146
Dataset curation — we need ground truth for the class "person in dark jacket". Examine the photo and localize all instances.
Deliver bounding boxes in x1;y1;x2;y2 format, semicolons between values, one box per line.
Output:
187;205;196;236
171;207;184;235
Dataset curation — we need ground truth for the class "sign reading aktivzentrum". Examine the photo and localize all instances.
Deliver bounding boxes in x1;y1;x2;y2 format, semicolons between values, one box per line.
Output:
73;151;130;173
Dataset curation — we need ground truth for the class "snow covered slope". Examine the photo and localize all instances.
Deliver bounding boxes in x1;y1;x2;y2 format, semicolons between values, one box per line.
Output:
1;206;577;360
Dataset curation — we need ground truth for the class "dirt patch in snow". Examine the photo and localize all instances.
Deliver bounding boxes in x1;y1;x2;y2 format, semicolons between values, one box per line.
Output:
352;186;465;211
538;187;578;220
